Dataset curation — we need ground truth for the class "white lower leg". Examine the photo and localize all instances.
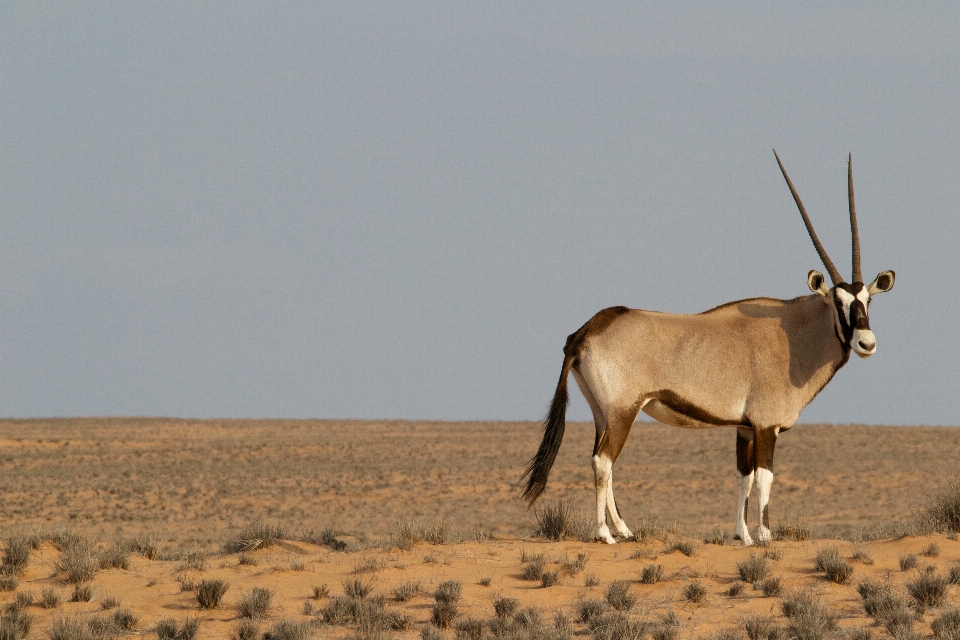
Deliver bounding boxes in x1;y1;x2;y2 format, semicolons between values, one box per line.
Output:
735;471;755;545
592;455;616;544
755;467;774;542
605;474;633;539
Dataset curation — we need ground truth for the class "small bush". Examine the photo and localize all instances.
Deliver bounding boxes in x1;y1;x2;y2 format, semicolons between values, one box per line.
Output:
742;615;774;640
521;556;545;581
494;596;520;619
71;584;93;603
737;555;769;583
589;612;649;640
15;591;34;608
478;576;492;587
814;548;854;584
311;584;329;599
231;619;260;640
434;580;462;604
605;580;636;611
931;609;960;640
0;576;18;591
899;554;918;571
49;616;93;640
921;477;960;533
781;591;838;640
640;564;663;584
576;599;608;624
922;542;941;557
851;548;874;565
764;547;782;561
759;576;783;597
650;611;681;640
773;516;811;541
237;587;273;619
132;534;164;560
535;501;589;541
561;552;587;576
55;535;98;584
99;595;119;609
263;619;311;640
389;518;449;549
454;618;484;640
727;581;745;597
948;564;960;586
711;630;744;640
421;627;443;640
86;615;113;637
541;571;560;588
906;570;949;607
177;576;197;592
99;545;130;571
431;600;458;628
352;557;384;574
156;618;200;640
224;522;288;554
39;587;63;609
706;525;726;545
343;578;375;600
668;540;697;557
584;573;600;587
392;580;420;602
684;581;707;603
112;609;139;631
1;537;31;577
0;605;33;640
196;579;229;609
176;550;207;572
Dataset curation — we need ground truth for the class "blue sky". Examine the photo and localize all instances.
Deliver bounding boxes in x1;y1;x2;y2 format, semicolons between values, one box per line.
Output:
2;4;958;425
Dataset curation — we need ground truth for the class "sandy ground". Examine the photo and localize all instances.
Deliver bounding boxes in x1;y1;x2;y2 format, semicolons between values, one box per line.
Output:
0;418;958;639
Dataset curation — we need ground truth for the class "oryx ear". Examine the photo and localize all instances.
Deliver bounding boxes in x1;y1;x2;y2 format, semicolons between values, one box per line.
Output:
808;270;830;297
867;270;895;294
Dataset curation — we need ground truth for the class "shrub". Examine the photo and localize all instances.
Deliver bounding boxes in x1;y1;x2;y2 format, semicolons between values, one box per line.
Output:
224;522;288;554
196;579;229;609
931;609;960;640
604;580;636;611
454;618;484;640
899;554;918;571
98;545;130;570
100;595;120;610
737;555;769;583
585;573;600;587
742;615;774;640
494;596;520;619
389;518;449;549
352;557;384;574
588;612;650;640
392;580;420;602
727;581;745;597
851;548;874;565
711;630;744;640
1;537;31;577
0;576;18;592
49;616;93;640
0;605;32;640
561;552;587;576
535;501;589;541
773;516;811;541
640;564;664;584
55;535;98;584
759;576;783;597
781;590;838;640
431;600;458;628
112;609;139;631
764;547;782;561
521;556;546;581
814;548;854;584
176;550;207;572
14;591;34;608
156;618;200;640
263;619;311;640
684;581;707;603
231;619;260;640
39;587;63;609
71;584;93;603
132;533;164;560
434;580;462;604
421;627;443;640
576;599;608;624
311;584;329;599
668;540;697;557
478;576;492;587
922;542;941;557
706;525;726;545
237;587;273;619
906;570;949;607
343;578;375;600
921;477;960;533
650;611;681;640
541;571;560;588
949;564;960;586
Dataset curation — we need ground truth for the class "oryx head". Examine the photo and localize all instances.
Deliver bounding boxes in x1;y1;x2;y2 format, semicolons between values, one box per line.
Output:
774;151;895;358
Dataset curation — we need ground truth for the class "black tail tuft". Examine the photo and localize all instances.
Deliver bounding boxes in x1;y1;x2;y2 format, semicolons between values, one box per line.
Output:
520;354;573;506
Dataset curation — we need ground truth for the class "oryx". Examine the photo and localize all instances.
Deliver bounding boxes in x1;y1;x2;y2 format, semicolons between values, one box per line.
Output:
521;151;895;545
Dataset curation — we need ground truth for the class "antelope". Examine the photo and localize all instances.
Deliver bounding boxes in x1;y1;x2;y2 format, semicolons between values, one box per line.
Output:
521;151;895;545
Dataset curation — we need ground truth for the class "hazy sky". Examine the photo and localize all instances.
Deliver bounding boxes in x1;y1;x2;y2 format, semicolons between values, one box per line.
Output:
2;4;958;425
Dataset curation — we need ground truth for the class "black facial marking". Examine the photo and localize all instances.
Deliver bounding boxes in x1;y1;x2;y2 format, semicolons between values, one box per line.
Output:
833;282;870;346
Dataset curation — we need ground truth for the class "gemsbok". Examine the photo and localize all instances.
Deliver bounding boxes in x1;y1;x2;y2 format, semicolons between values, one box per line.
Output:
522;151;895;545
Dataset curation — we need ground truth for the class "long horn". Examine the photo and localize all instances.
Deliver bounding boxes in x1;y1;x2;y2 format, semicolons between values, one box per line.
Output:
848;154;862;283
774;149;843;286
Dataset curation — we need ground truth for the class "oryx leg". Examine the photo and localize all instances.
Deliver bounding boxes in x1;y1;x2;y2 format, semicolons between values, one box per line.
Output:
734;427;756;545
591;407;638;544
753;427;778;543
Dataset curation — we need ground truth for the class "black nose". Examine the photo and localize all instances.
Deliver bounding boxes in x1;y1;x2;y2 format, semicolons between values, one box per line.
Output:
858;340;875;351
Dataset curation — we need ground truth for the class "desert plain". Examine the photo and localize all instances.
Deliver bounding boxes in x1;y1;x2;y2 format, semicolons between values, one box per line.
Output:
0;418;958;640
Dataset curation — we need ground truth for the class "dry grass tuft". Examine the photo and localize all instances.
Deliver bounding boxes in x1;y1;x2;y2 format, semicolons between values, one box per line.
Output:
931;609;960;640
780;590;838;640
640;563;664;584
899;554;918;571
737;555;769;583
773;515;811;541
604;580;636;611
906;570;949;608
814;547;854;584
534;501;592;542
195;579;229;610
920;477;960;533
53;533;98;585
223;522;288;554
684;580;707;603
237;587;274;620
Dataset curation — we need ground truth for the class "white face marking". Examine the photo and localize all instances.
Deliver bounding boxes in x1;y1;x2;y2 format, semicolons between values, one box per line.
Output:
835;287;855;322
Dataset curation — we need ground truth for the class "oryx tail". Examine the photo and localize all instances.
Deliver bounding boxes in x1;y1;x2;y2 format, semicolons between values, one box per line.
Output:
520;349;574;505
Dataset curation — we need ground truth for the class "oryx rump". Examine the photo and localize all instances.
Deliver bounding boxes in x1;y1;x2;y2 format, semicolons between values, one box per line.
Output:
521;151;895;545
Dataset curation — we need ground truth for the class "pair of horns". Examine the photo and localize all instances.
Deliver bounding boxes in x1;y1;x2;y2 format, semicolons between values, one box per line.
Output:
774;150;862;285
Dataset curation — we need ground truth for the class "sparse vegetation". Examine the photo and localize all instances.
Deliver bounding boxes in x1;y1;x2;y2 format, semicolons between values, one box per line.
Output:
922;542;941;557
727;581;745;597
920;476;960;533
535;501;591;541
521;554;546;581
237;587;273;620
759;576;783;597
773;516;811;541
98;545;130;570
851;548;874;565
70;584;93;603
195;579;229;610
39;587;62;609
899;554;918;571
343;577;375;600
931;609;960;640
263;619;312;640
54;533;98;584
311;584;329;599
742;615;774;640
640;563;664;584
781;590;838;640
684;580;707;603
906;569;949;607
494;596;520;619
737;555;769;583
814;547;854;584
541;570;560;587
431;580;462;628
392;580;420;602
668;540;698;556
224;522;288;554
112;608;139;631
561;552;587;576
584;573;600;587
604;580;636;611
575;599;607;624
389;518;449;549
0;605;32;640
1;537;31;577
707;525;726;545
231;619;260;640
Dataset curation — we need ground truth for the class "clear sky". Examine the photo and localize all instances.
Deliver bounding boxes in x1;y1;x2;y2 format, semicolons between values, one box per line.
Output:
2;4;957;425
